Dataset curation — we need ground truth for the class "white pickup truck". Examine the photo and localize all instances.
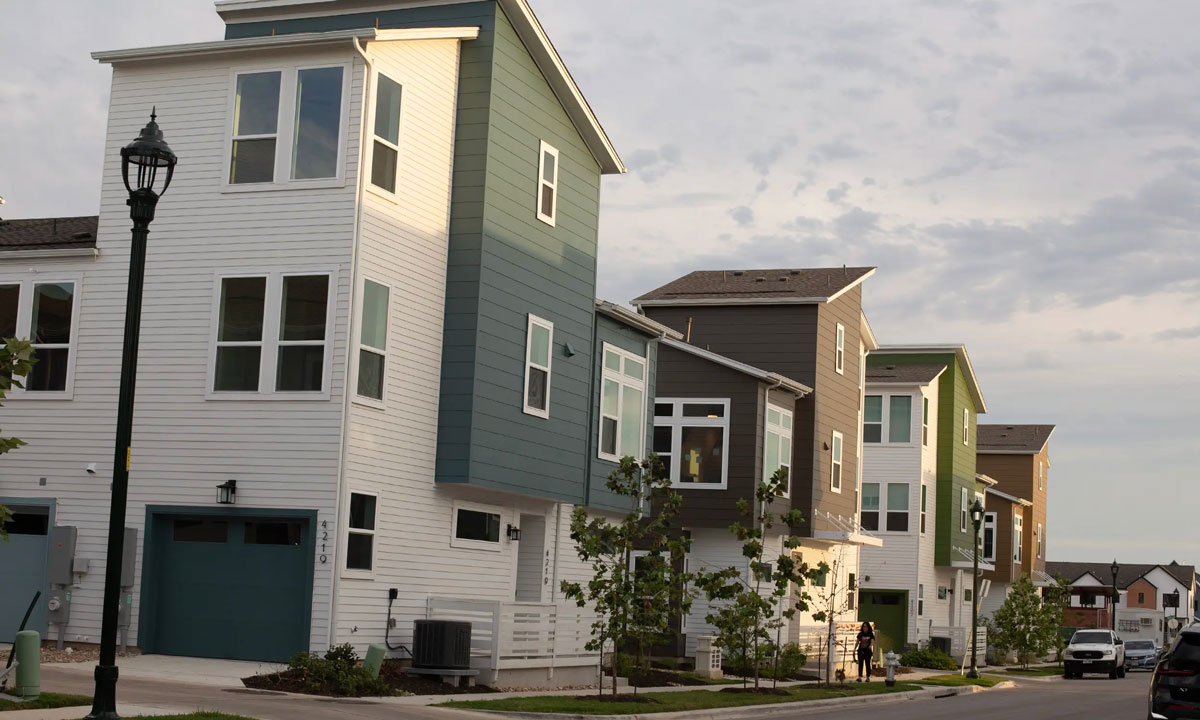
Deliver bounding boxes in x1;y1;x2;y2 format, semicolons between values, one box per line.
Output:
1064;628;1126;679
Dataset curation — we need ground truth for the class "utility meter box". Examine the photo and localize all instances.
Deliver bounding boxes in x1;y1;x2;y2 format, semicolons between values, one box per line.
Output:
47;591;71;624
120;527;138;588
118;593;133;628
48;526;78;585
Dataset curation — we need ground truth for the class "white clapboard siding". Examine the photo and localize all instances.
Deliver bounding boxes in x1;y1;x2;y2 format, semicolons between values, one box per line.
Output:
916;382;944;632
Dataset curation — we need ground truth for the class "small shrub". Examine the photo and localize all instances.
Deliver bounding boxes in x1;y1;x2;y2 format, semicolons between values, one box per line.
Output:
899;647;957;671
287;643;391;697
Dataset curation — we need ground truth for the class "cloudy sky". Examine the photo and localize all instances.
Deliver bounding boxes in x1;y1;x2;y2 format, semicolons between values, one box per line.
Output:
2;1;1198;566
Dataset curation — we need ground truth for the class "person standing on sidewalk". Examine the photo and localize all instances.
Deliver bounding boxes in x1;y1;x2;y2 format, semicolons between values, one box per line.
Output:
856;621;876;682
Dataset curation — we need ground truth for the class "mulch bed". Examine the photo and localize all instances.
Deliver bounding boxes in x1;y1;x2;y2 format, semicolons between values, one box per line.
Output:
243;660;497;697
627;669;711;687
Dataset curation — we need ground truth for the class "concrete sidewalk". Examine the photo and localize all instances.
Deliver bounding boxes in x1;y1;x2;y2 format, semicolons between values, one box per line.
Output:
0;704;179;719
41;654;285;688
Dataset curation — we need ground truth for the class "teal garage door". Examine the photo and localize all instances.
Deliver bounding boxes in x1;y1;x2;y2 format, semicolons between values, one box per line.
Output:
0;506;50;642
142;513;313;662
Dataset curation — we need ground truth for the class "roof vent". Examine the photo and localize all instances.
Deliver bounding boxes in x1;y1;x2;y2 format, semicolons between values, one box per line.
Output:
755;276;766;282
72;231;93;240
790;269;800;275
778;276;788;282
1006;426;1015;430
732;270;745;277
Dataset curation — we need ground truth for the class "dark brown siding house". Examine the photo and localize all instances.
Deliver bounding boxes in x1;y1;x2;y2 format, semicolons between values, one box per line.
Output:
634;267;881;647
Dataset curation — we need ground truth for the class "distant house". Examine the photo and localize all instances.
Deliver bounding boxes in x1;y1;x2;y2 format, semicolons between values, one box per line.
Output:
1047;561;1196;644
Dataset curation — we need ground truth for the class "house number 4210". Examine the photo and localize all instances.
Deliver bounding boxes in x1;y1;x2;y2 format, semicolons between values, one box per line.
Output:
319;520;329;564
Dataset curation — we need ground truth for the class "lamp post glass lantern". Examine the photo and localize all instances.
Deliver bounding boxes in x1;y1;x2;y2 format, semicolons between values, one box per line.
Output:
87;110;176;720
968;498;984;678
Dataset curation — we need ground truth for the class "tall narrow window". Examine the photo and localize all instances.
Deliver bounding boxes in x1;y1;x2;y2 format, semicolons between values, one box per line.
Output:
920;484;928;534
983;512;996;561
861;483;879;531
889;395;912;443
834;323;845;374
653;403;674;479
230;71;282;184
523;314;553;417
291;66;344;180
886;482;909;532
918;584;925;616
276;275;329;392
214;276;266;392
863;395;882;443
764;406;793;494
537;141;559;226
1013;514;1023;563
962;407;969;444
1037;522;1043;558
922;397;929;446
598;344;646;460
371;74;402;193
960;487;968;532
28;282;74;392
0;284;19;340
1038;460;1044;490
356;280;389;401
346;492;376;571
830;430;844;492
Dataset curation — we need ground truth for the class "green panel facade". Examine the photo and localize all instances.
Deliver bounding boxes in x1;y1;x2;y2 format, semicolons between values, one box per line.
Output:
868;352;980;566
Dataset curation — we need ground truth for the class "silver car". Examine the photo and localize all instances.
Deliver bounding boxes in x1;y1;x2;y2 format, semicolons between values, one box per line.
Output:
1124;639;1161;670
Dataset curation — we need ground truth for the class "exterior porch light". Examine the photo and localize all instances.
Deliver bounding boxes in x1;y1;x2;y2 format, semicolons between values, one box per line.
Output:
216;480;238;505
967;498;984;679
506;524;521;542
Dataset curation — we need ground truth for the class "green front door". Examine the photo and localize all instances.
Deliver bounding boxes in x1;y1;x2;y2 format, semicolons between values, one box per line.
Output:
860;590;908;654
144;513;313;662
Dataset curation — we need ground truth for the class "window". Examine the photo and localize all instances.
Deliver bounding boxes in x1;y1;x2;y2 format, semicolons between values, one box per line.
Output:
598;344;646;461
918;584;925;616
370;73;403;193
830;430;843;492
863;395;882;443
886;483;909;532
983;512;996;562
1139;592;1145;604
960;487;968;532
834;323;845;374
211;272;333;396
920;484;928;534
245;520;302;546
536;141;559;226
228;65;346;186
1013;514;1023;564
921;397;930;446
523;315;553;417
1037;522;1043;558
654;399;730;488
452;502;502;550
346;492;376;571
356;280;390;402
861;483;879;531
962;407;969;445
0;280;79;394
863;395;913;444
173;519;228;543
764;405;793;494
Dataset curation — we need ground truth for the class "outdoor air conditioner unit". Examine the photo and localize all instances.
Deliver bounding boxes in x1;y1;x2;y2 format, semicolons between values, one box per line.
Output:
412;619;472;670
930;636;952;655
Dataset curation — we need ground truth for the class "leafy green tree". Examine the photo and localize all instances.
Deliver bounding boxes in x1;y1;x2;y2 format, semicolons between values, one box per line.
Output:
0;338;36;542
696;468;823;689
990;575;1067;668
560;455;693;696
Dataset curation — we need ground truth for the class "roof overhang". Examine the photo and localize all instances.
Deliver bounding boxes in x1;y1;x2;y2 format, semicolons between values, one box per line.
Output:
810;530;884;548
660;338;812;397
874;343;988;414
213;0;624;174
985;486;1032;507
860;311;879;352
595;300;682;340
0;247;99;260
951;559;997;572
976;473;999;488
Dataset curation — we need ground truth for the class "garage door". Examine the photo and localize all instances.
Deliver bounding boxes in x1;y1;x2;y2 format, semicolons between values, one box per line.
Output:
143;513;313;662
0;506;50;642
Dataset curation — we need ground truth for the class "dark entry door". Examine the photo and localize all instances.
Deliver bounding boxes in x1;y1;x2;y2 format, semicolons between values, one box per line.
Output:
860;590;908;654
0;506;50;641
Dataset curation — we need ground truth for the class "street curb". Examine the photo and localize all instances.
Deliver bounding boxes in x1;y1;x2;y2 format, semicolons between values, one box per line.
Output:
443;682;1009;720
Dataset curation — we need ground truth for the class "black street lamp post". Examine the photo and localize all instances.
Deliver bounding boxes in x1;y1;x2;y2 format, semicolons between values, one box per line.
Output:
1110;559;1120;633
968;498;984;679
87;110;176;720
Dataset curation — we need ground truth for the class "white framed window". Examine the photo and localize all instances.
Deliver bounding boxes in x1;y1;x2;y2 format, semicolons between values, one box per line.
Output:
863;394;914;444
1013;514;1024;564
1038;460;1044;491
0;279;80;396
960;487;968;532
918;584;925;616
523;314;553;417
345;491;377;572
886;482;909;532
834;323;845;374
863;395;882;443
920;484;928;534
451;501;503;551
355;279;390;404
209;271;334;398
1037;522;1043;558
861;482;879;531
226;63;349;188
598;344;647;461
983;512;997;562
830;430;844;492
764;405;793;495
369;72;403;194
536;140;559;226
922;397;929;446
653;398;730;489
962;407;969;445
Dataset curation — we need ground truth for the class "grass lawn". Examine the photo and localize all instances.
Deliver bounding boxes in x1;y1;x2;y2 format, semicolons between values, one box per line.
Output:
993;666;1063;677
0;692;93;712
439;683;923;715
918;674;1003;688
134;715;259;720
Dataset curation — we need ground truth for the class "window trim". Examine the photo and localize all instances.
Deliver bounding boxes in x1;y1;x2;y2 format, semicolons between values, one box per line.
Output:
1013;514;1024;564
920;484;927;534
1037;522;1043;559
922;396;929;446
536;140;559;226
962;407;969;445
862;393;915;445
830;430;844;493
1;276;82;399
206;269;337;400
450;500;504;552
834;323;845;375
763;403;793;498
352;277;391;408
221;62;351;193
365;68;404;200
861;482;880;531
597;343;647;462
884;481;910;533
523;314;554;418
343;489;378;577
654;397;731;490
960;487;968;532
983;511;997;562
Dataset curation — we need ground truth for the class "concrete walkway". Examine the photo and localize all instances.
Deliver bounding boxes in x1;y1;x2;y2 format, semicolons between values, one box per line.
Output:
40;653;286;688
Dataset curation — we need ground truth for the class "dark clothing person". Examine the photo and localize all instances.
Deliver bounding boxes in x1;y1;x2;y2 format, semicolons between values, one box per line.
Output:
856;625;876;680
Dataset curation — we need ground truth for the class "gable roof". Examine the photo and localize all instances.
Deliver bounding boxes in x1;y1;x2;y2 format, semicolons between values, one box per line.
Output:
595;300;682;340
633;267;876;307
1046;561;1197;590
659;337;812;397
865;363;946;385
210;0;624;174
977;424;1056;454
0;216;99;252
872;344;987;414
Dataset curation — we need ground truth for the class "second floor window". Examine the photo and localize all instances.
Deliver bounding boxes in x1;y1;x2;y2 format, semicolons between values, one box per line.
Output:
886;482;909;532
212;273;332;395
356;280;390;402
960;487;968;532
1037;522;1043;558
830;430;843;492
523;314;553;417
0;280;78;394
764;406;793;495
654;399;729;488
537;141;559;226
920;484;927;534
370;73;403;193
861;482;879;531
922;397;929;446
1013;514;1024;564
598;344;646;461
983;512;996;562
863;394;913;444
345;492;376;572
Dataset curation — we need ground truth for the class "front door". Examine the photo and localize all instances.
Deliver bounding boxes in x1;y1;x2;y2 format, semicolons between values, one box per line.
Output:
0;505;51;641
860;590;908;654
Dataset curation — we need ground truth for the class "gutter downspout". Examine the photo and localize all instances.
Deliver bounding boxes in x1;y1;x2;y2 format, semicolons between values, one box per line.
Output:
328;35;373;650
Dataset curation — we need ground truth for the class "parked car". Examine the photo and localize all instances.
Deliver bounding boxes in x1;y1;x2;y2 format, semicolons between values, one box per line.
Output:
1064;629;1125;679
1125;639;1162;671
1149;625;1200;720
